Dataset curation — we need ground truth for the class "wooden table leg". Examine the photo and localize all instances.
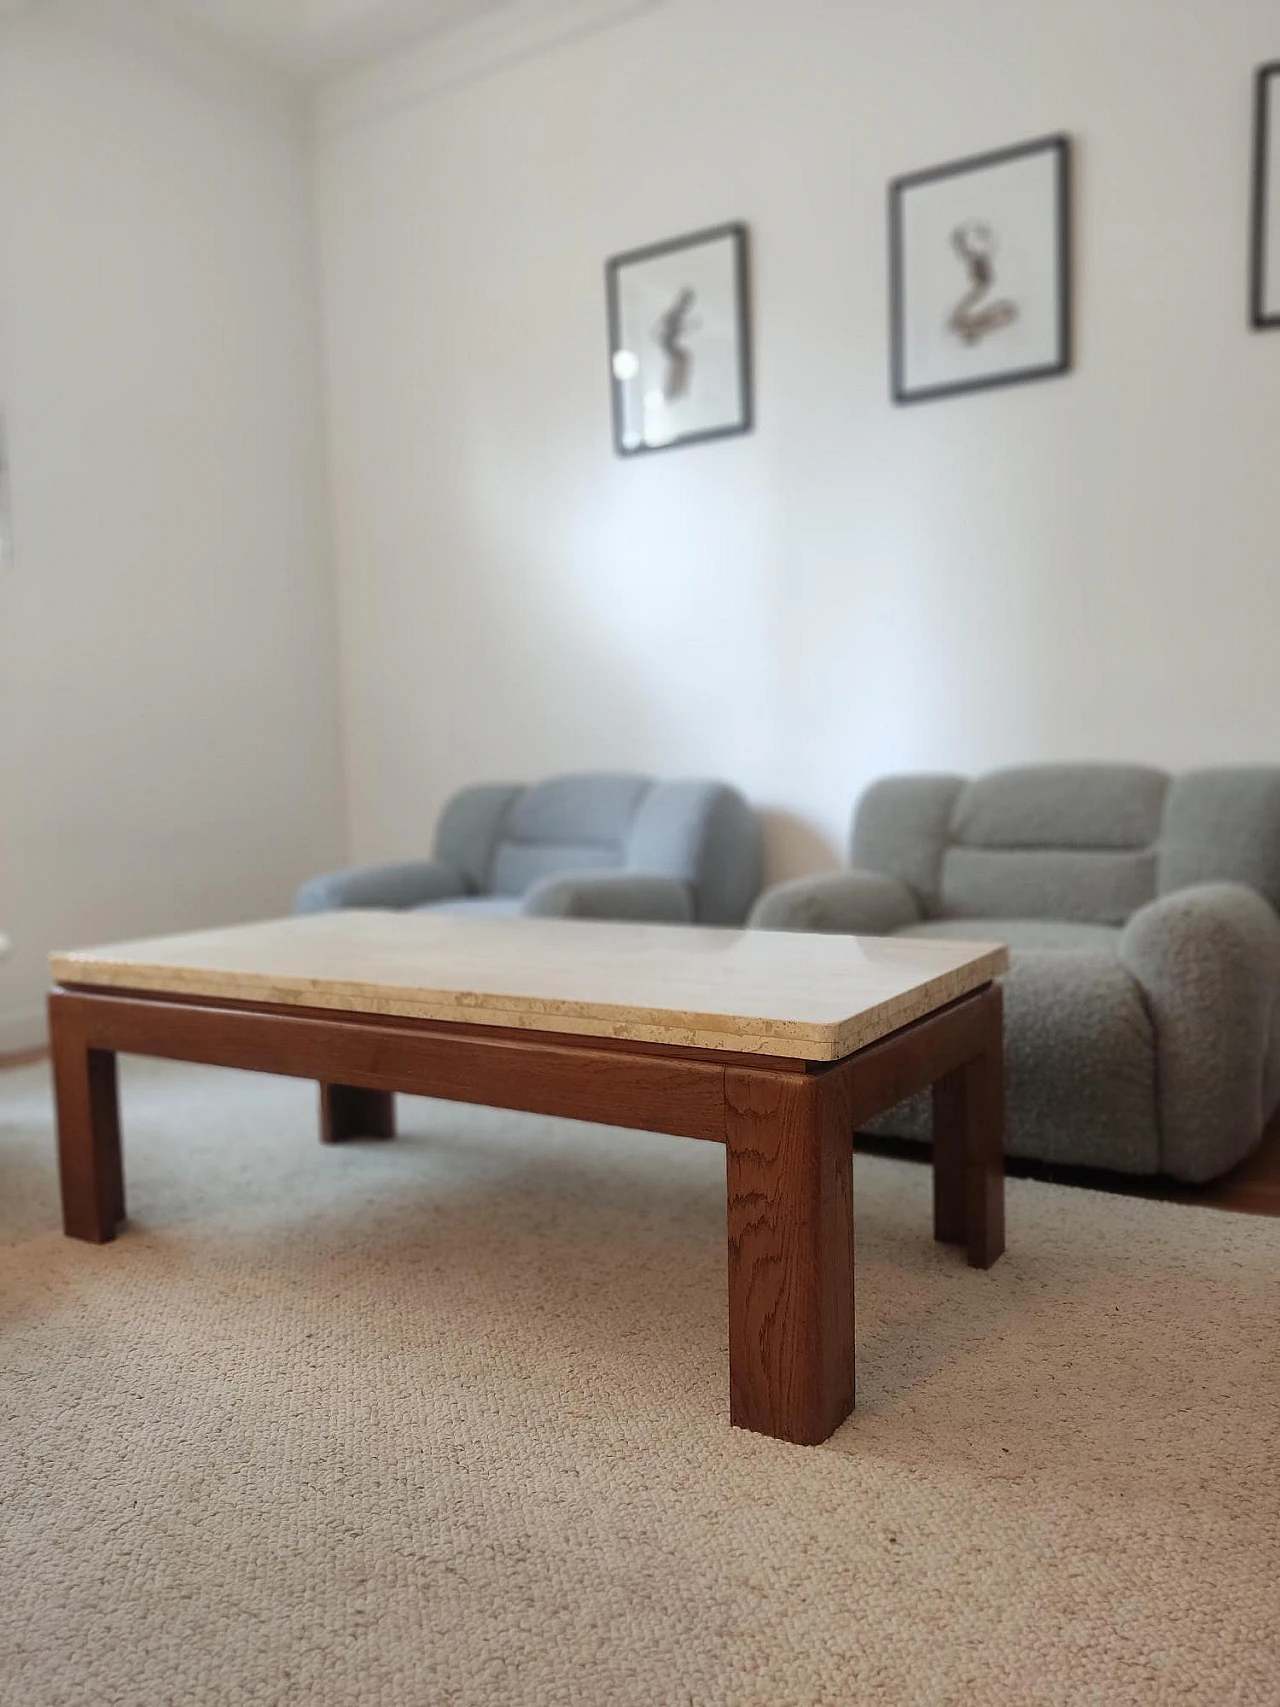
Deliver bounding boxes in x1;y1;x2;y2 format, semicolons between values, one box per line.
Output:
725;1065;855;1445
932;984;1005;1269
50;992;124;1243
319;1084;396;1145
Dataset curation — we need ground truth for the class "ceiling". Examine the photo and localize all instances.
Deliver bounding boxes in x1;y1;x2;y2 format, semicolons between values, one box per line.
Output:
145;0;517;79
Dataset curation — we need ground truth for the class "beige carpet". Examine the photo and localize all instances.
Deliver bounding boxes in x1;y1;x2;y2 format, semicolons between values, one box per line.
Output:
1;1059;1277;1707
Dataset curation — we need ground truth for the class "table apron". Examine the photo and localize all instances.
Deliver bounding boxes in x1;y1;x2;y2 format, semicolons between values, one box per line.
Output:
48;980;998;1149
48;988;729;1144
840;985;999;1129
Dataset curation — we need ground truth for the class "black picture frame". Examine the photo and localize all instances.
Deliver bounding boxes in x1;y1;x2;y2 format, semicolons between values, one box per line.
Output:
1250;62;1280;329
605;222;753;457
888;133;1073;405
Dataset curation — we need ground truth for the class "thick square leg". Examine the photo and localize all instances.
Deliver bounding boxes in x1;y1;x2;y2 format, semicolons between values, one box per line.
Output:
50;993;124;1243
320;1084;396;1145
725;1067;855;1445
932;984;1005;1269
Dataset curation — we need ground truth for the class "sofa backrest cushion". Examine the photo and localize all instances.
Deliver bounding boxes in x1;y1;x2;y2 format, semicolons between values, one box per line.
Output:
625;780;762;924
1158;768;1280;911
856;763;1280;927
436;773;761;922
855;764;1170;924
940;764;1167;924
488;773;651;896
950;765;1168;850
939;845;1158;924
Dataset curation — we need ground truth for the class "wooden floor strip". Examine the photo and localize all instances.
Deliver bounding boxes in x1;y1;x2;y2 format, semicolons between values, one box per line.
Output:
859;1109;1280;1219
0;1047;49;1071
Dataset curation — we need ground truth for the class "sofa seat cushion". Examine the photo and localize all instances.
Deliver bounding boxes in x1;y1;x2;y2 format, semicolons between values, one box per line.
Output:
872;918;1159;1172
896;917;1123;954
415;896;522;917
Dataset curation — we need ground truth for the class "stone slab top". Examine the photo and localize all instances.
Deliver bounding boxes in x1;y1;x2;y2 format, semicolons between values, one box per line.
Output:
50;912;1009;1062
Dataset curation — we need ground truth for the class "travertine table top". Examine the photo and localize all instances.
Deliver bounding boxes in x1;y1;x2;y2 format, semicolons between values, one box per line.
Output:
50;912;1008;1062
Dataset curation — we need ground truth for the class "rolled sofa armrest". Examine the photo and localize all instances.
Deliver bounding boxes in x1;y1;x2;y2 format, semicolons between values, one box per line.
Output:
748;869;922;935
1119;881;1280;1182
521;872;695;924
293;857;468;914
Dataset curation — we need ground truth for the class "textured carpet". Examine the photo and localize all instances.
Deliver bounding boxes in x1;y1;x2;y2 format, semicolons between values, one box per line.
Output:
1;1059;1278;1707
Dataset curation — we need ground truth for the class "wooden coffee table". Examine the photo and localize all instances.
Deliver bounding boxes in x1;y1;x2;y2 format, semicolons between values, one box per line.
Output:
48;913;1008;1446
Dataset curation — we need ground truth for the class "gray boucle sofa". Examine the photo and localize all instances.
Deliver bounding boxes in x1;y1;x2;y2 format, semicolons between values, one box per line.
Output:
750;765;1280;1182
296;772;761;927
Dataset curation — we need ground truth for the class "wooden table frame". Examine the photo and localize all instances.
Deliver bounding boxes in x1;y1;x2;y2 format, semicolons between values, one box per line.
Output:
49;978;1004;1447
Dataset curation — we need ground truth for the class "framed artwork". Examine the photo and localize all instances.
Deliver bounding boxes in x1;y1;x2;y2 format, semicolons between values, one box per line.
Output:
1251;62;1280;328
605;222;752;456
889;134;1072;404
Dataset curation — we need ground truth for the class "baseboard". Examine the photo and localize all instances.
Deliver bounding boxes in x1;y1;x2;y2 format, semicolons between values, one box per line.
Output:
0;1008;48;1055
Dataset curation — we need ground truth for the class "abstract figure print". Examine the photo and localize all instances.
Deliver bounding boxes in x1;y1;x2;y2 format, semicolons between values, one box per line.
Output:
947;221;1018;346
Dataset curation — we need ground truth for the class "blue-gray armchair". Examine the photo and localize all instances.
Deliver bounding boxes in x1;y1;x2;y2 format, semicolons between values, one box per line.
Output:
296;772;762;927
750;764;1280;1183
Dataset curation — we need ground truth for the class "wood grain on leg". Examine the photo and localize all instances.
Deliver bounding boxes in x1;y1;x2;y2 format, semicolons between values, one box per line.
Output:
320;1084;396;1145
49;991;124;1243
932;983;1005;1268
726;1065;855;1445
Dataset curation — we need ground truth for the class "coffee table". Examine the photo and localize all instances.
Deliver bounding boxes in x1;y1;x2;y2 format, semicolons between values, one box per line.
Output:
48;913;1008;1445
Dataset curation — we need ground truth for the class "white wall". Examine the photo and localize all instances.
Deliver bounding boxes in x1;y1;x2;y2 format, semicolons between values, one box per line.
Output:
0;5;346;1046
315;0;1280;885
